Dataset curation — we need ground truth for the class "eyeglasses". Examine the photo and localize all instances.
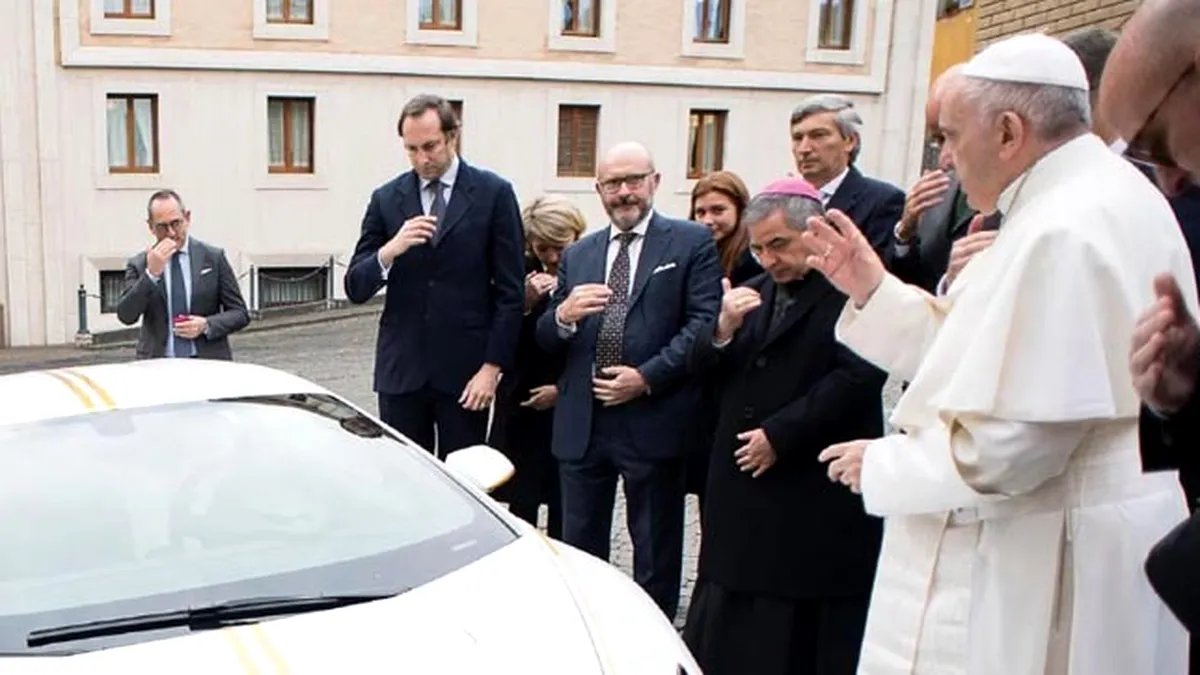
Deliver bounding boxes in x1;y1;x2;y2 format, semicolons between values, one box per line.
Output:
598;172;653;194
1124;64;1195;169
152;219;186;233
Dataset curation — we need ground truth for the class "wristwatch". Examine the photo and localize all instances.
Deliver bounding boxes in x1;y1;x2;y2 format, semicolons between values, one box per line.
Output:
893;220;916;244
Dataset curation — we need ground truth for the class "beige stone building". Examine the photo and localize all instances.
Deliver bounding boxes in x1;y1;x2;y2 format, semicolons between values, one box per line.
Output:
0;0;937;347
974;0;1138;48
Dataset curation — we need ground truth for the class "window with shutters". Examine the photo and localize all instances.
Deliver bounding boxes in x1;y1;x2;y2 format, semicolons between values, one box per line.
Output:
556;105;600;178
817;0;855;50
104;0;154;18
687;110;726;179
106;94;159;174
267;0;313;24
268;97;315;174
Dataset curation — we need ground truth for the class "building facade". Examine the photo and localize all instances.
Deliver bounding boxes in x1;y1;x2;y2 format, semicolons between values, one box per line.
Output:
0;0;936;347
974;0;1138;48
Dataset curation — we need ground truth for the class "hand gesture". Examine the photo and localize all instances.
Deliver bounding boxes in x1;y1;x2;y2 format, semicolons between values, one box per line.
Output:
716;278;762;341
818;439;871;494
556;283;612;325
801;209;887;308
520;384;559;411
524;272;558;311
592;366;648;406
898;170;951;240
734;428;776;478
460;364;500;411
381;215;439;266
1130;273;1200;414
172;315;207;340
944;216;998;289
146;238;179;278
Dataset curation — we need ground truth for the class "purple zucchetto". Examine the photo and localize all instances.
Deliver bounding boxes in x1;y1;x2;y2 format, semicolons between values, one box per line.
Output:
758;177;823;203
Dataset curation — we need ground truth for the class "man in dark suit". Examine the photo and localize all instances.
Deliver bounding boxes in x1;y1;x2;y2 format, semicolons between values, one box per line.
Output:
682;178;886;675
116;189;249;360
788;94;905;260
345;94;525;457
536;141;722;619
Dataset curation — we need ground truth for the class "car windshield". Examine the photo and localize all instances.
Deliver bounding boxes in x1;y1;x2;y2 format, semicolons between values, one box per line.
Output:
0;393;516;654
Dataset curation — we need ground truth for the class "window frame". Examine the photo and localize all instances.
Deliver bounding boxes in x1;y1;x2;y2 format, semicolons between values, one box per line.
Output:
816;0;855;51
686;109;727;179
556;104;600;179
561;0;601;37
405;0;478;47
105;94;160;175
692;0;731;44
419;0;463;31
266;0;314;25
90;0;171;36
679;0;745;60
806;0;870;65
103;0;154;19
267;97;316;175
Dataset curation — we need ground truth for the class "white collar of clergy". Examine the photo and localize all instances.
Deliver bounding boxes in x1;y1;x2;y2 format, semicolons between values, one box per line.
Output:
994;133;1099;220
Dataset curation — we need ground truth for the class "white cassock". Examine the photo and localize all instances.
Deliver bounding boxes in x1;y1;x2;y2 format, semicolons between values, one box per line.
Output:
837;133;1194;674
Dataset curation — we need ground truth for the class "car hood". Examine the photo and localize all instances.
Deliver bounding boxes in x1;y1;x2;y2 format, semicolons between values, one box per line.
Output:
0;534;630;673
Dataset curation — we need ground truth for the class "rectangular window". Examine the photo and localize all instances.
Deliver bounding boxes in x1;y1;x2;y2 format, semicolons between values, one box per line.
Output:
106;94;159;173
419;0;462;30
693;0;730;43
556;105;599;178
268;97;315;174
257;267;329;308
817;0;854;50
562;0;599;37
266;0;313;24
104;0;154;18
98;271;125;314
687;110;726;179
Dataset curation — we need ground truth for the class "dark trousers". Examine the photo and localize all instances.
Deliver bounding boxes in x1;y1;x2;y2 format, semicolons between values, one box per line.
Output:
558;406;686;620
378;386;488;459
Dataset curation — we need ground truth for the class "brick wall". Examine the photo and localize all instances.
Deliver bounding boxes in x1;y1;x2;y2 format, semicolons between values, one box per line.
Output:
975;0;1138;48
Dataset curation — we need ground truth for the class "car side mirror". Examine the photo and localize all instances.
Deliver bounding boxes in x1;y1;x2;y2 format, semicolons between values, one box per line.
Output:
444;445;514;493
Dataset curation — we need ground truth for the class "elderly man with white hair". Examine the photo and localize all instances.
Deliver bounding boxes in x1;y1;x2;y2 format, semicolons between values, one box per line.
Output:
807;33;1193;674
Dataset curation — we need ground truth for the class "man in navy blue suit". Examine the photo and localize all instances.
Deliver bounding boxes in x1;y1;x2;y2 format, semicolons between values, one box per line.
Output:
345;94;525;458
537;141;723;619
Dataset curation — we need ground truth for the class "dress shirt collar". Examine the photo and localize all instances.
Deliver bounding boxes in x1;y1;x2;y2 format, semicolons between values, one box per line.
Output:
420;154;460;191
177;236;191;256
609;209;653;241
817;166;851;202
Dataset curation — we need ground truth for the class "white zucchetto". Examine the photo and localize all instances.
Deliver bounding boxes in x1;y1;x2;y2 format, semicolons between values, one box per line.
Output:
962;33;1090;91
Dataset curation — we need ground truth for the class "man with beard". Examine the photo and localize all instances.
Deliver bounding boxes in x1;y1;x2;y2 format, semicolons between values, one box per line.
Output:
682;178;885;674
1102;0;1200;638
810;34;1190;674
537;141;722;619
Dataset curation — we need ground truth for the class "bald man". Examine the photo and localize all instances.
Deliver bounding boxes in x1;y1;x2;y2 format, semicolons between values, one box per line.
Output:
537;141;722;620
890;64;999;293
1105;0;1200;640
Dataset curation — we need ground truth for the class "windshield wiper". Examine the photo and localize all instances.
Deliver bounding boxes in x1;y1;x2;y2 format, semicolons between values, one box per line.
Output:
27;593;396;648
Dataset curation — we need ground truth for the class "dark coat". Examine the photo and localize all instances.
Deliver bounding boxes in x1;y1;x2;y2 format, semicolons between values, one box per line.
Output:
688;272;886;599
825;165;905;261
116;237;250;360
344;159;525;396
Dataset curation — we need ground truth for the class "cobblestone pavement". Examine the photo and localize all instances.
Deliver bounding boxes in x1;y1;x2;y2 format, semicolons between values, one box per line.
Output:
1;311;903;627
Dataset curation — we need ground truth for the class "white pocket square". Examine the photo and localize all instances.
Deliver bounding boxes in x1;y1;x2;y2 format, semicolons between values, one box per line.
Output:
651;262;677;275
200;267;213;276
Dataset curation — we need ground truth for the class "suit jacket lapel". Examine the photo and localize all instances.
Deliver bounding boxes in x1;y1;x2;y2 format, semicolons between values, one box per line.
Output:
825;166;864;215
434;162;474;247
628;214;671;309
579;232;610;344
188;241;205;305
758;275;830;352
395;173;424;228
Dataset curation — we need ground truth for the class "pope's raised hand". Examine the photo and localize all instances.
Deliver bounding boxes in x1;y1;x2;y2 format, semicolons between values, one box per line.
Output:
715;278;762;342
802;209;886;308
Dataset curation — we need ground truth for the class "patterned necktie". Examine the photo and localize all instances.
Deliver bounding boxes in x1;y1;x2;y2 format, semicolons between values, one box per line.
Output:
169;253;195;357
595;231;637;371
429;180;447;244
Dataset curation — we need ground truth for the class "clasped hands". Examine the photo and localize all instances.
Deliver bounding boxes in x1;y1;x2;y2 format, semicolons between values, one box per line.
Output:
556;284;648;406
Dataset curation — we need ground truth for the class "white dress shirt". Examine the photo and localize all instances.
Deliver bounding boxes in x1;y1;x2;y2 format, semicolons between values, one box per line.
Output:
146;236;193;357
378;154;461;279
817;166;850;208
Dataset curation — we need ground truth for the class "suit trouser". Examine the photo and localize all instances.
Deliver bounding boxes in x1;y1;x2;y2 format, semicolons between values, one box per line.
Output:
378;386;488;459
558;404;686;620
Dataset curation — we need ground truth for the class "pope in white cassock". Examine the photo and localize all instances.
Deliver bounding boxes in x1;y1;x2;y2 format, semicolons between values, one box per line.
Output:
809;33;1193;674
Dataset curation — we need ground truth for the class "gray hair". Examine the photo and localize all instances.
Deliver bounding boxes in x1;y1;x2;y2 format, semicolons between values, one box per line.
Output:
790;94;864;163
742;193;824;231
958;77;1091;143
1061;27;1117;101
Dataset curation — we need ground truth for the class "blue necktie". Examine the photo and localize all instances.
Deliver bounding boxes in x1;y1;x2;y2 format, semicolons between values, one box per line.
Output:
169;253;195;357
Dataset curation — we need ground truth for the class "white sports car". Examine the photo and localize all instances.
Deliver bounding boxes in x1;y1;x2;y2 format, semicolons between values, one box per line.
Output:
0;359;700;674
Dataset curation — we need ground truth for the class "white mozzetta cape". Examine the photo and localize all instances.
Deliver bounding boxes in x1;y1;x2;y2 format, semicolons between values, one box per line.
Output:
837;134;1194;675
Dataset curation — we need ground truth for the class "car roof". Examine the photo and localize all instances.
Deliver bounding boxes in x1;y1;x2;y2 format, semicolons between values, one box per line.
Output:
0;359;331;428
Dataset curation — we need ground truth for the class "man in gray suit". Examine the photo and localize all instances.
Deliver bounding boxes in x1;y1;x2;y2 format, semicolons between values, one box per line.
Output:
117;189;249;360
